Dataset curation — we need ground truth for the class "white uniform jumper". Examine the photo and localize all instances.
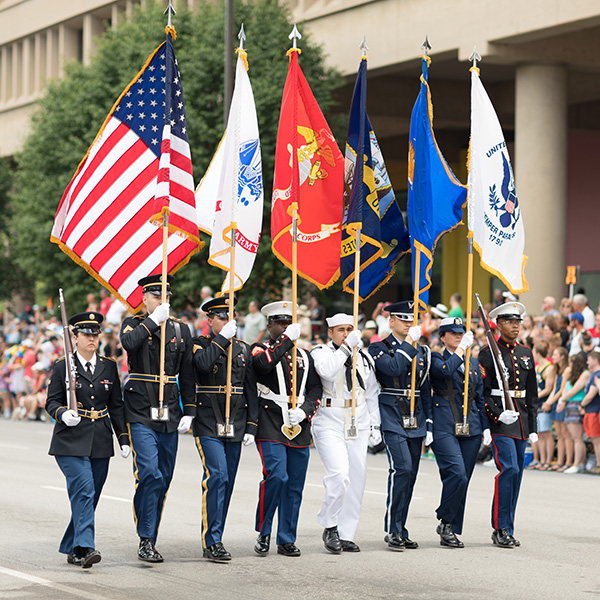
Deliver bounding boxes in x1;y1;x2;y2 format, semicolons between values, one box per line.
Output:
311;341;380;541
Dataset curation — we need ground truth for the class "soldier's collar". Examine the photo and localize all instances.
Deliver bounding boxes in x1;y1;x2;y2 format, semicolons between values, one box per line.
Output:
498;337;517;349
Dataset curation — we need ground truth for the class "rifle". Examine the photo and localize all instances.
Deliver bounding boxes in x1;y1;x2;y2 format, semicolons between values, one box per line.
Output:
59;289;78;412
475;293;516;412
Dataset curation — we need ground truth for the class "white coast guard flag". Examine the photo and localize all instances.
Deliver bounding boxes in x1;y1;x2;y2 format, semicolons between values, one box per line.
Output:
468;67;528;294
196;49;263;292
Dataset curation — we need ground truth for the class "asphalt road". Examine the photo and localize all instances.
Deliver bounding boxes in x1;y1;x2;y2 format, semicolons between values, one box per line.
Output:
1;419;599;600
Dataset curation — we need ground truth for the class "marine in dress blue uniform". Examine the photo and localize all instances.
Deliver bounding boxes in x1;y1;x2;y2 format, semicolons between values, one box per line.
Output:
46;312;129;568
478;302;538;548
191;297;259;562
119;274;195;562
368;301;432;551
251;301;322;557
430;317;490;548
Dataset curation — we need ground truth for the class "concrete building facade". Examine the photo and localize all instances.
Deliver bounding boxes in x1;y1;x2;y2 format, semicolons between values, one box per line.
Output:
1;0;599;313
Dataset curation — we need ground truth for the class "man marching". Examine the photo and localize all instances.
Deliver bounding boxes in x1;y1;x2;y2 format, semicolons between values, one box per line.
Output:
251;301;322;557
311;314;381;553
120;274;195;562
46;311;129;568
191;297;259;562
478;301;538;548
368;301;432;551
430;317;490;548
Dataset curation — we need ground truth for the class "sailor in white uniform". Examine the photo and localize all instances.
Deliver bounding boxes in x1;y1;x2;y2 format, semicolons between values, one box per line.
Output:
311;313;381;553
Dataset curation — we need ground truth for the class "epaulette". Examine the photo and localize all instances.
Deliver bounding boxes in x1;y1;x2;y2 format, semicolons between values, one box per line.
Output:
99;355;116;362
171;317;185;324
55;356;65;363
132;314;145;321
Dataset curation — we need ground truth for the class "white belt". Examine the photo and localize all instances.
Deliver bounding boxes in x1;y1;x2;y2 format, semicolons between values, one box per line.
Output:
322;397;364;408
491;389;526;399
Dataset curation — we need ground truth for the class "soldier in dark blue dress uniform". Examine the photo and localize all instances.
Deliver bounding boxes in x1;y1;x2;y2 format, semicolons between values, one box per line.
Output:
46;311;129;568
478;301;538;548
430;317;490;548
119;274;195;562
191;297;259;562
368;301;432;551
250;301;322;557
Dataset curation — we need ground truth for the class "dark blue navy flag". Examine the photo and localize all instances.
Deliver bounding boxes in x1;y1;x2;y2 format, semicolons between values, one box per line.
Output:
341;58;409;301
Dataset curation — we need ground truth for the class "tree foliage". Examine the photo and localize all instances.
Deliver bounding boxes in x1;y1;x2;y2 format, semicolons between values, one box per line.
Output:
11;0;344;313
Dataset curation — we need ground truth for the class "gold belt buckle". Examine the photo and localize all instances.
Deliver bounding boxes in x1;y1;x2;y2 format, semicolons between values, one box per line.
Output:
89;409;99;421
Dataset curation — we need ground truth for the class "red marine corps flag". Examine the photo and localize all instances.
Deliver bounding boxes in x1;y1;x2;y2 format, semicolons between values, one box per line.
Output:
51;27;201;313
271;28;344;289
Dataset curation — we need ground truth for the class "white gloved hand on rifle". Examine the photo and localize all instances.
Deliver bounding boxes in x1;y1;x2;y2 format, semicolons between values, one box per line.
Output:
61;409;81;427
498;410;519;425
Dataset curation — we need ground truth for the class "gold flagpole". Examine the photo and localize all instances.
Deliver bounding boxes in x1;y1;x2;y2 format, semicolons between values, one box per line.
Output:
460;232;474;436
223;223;236;436
408;246;421;428
291;203;299;411
348;228;361;439
157;212;169;419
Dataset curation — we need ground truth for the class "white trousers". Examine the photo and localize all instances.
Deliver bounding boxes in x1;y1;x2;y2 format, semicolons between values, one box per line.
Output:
311;405;369;541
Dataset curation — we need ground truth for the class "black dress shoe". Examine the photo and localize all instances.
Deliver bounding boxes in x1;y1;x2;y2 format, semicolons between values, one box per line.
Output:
66;553;82;566
384;533;405;552
277;542;301;557
322;526;342;554
491;529;515;548
80;548;101;569
203;542;232;563
254;534;271;556
437;522;465;548
509;535;521;547
402;536;419;549
340;540;360;552
138;538;164;563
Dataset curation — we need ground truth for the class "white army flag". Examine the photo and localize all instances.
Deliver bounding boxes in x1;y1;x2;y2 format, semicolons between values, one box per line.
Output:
468;67;528;294
196;49;263;292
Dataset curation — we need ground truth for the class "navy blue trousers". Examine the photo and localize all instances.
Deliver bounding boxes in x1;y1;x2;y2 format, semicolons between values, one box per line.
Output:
195;436;242;549
382;432;422;537
431;433;481;534
255;441;310;545
55;455;110;555
491;435;526;534
129;423;178;542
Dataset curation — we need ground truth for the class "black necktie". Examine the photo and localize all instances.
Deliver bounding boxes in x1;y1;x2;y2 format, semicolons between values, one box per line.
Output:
85;362;93;377
344;354;365;392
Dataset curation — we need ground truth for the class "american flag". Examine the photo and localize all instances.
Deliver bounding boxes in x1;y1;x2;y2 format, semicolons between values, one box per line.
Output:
51;33;201;313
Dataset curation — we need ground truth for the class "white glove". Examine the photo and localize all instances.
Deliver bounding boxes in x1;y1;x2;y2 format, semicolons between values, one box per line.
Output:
148;302;170;325
345;330;362;349
284;323;301;341
528;432;538;444
220;320;237;340
61;409;81;427
407;326;422;343
498;410;520;425
369;427;382;446
177;415;193;433
424;431;434;447
482;429;492;446
120;445;131;459
458;330;474;351
288;407;306;426
243;433;255;446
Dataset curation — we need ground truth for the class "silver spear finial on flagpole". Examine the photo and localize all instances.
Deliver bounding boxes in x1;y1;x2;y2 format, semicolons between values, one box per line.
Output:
469;45;482;69
164;0;176;28
360;36;369;57
421;35;431;56
238;23;246;50
289;24;302;49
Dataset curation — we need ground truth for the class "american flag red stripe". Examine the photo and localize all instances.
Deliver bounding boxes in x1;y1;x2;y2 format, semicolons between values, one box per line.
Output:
51;36;201;312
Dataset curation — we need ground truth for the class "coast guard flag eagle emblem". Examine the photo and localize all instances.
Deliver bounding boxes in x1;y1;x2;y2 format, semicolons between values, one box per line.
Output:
468;67;528;294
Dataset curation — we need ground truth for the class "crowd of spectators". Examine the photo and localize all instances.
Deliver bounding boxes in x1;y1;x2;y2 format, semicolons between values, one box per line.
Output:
2;287;598;475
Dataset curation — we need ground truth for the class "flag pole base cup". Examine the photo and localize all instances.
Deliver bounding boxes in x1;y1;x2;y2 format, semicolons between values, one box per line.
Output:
281;424;302;440
217;422;235;438
455;422;470;437
345;416;358;440
151;406;170;421
403;415;418;430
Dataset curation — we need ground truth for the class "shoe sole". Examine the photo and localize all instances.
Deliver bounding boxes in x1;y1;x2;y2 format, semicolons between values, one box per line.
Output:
203;552;231;563
491;537;514;548
276;549;301;557
81;553;101;569
440;539;463;548
324;544;342;555
341;547;360;553
253;547;269;556
138;555;163;563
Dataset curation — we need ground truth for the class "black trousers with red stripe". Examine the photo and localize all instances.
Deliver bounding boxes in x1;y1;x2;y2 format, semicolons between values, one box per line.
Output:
491;434;526;535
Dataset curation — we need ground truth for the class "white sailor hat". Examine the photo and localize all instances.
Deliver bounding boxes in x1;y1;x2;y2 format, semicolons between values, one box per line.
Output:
326;313;354;328
430;303;448;318
261;300;295;321
439;317;466;334
489;301;526;321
